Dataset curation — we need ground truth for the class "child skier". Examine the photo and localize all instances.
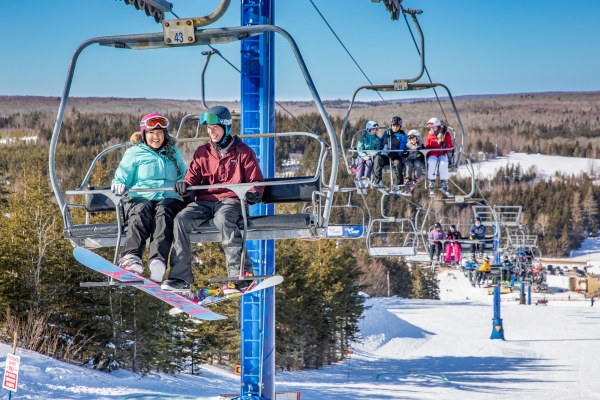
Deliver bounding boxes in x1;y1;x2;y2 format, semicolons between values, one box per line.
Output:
477;256;491;287
402;129;425;195
428;222;446;263
354;121;382;186
444;224;462;265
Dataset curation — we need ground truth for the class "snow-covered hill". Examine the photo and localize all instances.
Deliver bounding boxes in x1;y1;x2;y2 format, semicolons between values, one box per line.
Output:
2;270;599;399
457;152;598;180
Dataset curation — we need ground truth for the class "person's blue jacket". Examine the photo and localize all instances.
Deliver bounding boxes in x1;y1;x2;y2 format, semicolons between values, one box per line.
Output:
112;142;188;201
469;224;486;240
381;130;408;156
501;261;512;270
465;260;478;270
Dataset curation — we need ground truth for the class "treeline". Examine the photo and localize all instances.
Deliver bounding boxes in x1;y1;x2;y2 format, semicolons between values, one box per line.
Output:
486;166;600;257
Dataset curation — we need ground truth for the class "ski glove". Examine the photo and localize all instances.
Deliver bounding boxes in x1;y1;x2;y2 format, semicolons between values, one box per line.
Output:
111;183;127;196
173;182;190;197
245;190;262;205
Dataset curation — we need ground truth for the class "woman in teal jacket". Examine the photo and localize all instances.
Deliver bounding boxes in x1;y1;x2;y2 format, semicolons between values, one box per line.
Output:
111;113;188;282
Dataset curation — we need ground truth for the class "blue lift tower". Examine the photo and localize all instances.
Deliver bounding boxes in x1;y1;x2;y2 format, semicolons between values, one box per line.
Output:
240;1;275;399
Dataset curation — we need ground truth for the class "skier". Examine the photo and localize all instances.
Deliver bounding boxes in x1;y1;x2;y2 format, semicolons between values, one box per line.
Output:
468;217;486;258
444;224;462;265
111;113;188;282
501;255;513;284
162;106;265;295
424;118;453;197
372;116;407;189
354;121;381;186
402;129;425;195
477;256;492;287
464;255;478;287
428;222;446;263
592;297;595;307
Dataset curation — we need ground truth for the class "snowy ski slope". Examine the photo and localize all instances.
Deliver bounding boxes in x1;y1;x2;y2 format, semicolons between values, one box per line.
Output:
1;268;599;399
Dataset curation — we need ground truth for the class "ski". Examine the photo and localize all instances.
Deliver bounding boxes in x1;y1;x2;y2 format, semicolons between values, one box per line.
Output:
439;188;453;198
168;275;283;315
73;248;226;321
398;181;419;196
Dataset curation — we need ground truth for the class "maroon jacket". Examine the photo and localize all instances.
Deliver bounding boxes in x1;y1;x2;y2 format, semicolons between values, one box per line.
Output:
184;136;265;202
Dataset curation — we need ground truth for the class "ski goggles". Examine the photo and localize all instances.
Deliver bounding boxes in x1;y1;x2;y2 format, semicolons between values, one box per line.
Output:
141;116;169;130
200;112;232;126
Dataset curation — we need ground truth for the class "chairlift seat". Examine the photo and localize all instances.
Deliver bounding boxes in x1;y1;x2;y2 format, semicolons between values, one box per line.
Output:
63;177;320;246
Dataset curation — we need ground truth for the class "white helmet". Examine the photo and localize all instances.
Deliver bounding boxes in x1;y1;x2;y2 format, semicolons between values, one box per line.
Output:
366;121;379;131
427;117;441;127
407;129;420;138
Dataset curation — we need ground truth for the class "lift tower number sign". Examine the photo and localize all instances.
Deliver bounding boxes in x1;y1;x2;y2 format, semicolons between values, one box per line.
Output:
2;353;20;392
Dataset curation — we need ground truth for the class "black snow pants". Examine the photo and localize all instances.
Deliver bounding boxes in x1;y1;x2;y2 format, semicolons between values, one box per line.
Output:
168;198;254;284
373;154;404;185
122;197;185;262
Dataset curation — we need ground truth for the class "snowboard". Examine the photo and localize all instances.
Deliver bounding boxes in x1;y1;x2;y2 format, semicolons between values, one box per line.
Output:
168;275;283;316
73;247;226;321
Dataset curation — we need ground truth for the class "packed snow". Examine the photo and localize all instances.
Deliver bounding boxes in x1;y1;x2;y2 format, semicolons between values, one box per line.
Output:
457;152;599;180
2;266;599;399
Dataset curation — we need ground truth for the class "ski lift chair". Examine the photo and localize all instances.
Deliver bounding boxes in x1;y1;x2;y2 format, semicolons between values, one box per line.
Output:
62;132;331;262
365;192;424;258
51;25;340;263
305;187;369;240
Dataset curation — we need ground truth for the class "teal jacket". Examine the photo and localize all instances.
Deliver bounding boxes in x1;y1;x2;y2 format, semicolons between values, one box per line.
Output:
112;143;188;201
357;133;382;157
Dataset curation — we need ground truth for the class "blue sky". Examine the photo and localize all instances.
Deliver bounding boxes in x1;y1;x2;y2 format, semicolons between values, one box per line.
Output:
1;0;599;102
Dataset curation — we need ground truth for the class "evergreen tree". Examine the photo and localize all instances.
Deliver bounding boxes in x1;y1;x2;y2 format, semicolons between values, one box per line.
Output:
410;267;428;299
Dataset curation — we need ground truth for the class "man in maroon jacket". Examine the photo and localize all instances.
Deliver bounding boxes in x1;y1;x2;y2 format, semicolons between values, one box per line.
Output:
161;106;264;295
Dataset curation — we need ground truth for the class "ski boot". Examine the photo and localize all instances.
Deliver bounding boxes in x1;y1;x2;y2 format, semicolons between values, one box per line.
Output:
428;181;436;197
440;180;453;198
118;254;143;274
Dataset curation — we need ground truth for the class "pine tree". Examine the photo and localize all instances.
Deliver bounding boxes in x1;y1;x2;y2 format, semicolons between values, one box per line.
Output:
410;267;428;299
582;186;599;236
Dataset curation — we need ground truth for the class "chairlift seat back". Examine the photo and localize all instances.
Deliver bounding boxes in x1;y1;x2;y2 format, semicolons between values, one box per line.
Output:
261;176;320;203
85;186;116;212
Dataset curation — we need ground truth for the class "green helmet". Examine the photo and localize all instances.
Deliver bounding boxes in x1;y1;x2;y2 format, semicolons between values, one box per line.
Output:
200;105;233;135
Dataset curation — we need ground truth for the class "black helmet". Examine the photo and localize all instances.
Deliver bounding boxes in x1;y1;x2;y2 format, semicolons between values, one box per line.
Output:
390;116;402;126
200;105;233;135
450;224;457;231
434;222;442;229
503;255;509;261
474;217;481;223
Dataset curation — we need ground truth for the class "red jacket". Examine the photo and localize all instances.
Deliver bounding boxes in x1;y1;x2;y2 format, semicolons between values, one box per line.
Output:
184;136;265;202
425;130;453;158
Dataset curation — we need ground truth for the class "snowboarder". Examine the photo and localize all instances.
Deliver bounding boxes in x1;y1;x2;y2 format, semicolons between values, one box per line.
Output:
428;222;446;263
354;121;381;186
162;106;264;295
372;116;407;189
468;217;486;258
401;129;425;195
111;113;188;282
444;224;462;265
424;118;453;197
